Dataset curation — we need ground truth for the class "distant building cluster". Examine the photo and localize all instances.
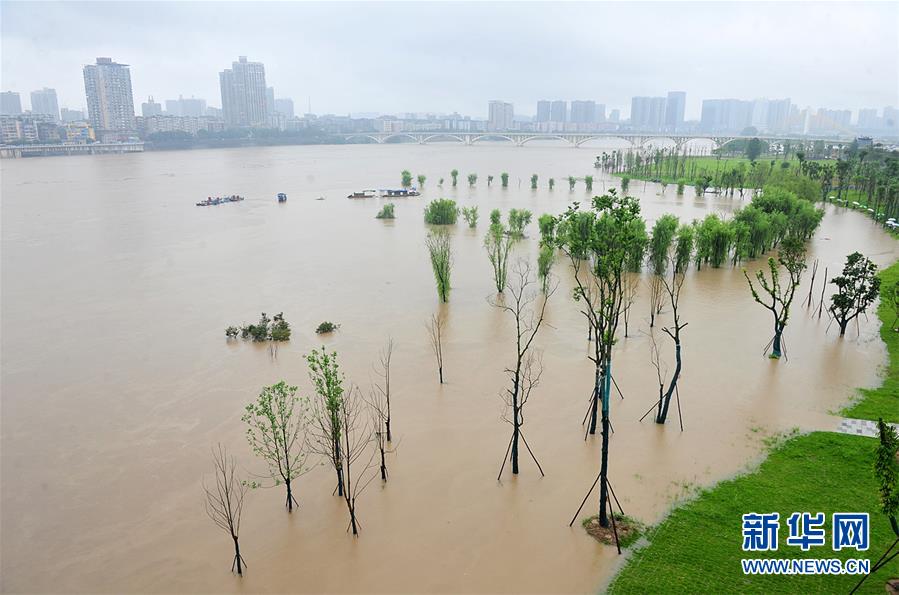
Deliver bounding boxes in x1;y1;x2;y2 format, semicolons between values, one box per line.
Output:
1;56;897;148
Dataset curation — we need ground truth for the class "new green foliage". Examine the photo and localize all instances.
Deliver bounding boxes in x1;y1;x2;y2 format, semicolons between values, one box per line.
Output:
423;199;459;225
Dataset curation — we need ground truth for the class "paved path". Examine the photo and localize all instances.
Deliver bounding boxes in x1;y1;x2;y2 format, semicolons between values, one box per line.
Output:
835;417;899;438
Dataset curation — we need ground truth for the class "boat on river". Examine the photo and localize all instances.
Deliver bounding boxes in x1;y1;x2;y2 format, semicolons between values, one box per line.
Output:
347;188;420;199
196;195;245;207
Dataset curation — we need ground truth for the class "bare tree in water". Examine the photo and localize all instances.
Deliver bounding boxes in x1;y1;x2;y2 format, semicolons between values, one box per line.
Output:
367;379;395;482
204;444;248;576
744;237;807;359
427;312;446;384
373;338;394;441
307;347;347;497
338;385;379;535
242;381;311;512
490;260;556;478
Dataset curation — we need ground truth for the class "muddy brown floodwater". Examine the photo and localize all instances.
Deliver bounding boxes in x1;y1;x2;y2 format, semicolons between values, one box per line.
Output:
2;143;897;594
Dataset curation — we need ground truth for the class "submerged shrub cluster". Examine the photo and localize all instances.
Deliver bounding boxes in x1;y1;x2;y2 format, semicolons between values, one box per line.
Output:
424;199;459;225
226;312;291;342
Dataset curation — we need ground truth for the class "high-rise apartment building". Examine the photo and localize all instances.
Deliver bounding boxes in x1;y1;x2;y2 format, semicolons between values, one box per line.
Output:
536;100;551;122
1;91;23;116
142;96;163;117
665;91;686;131
570;100;597;124
550;100;567;123
30;88;59;121
630;96;666;130
165;95;206;117
219;56;268;128
60;108;86;122
83;57;136;134
274;98;295;118
765;98;791;133
700;98;752;132
487;100;514;131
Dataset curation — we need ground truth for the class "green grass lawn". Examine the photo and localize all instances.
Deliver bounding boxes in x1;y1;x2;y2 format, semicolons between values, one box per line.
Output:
842;260;899;423
615;155;801;186
608;259;899;593
607;432;899;593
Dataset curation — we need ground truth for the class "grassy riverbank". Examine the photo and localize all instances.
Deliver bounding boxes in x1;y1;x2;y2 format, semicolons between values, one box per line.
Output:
842;260;899;423
614;155;801;186
607;260;899;593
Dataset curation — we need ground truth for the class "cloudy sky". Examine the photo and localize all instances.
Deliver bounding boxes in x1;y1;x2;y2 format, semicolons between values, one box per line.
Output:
2;1;897;119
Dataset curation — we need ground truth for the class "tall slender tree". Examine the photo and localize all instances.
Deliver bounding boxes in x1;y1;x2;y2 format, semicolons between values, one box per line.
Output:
829;252;881;336
203;444;248;576
426;229;453;302
306;347;347;496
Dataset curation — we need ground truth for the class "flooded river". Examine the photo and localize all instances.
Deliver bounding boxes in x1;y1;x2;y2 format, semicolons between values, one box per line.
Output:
2;143;897;593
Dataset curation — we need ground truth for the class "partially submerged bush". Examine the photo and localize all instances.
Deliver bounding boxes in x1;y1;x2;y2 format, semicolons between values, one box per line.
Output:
423;198;459;225
376;203;396;219
316;321;340;334
462;206;479;228
227;312;291;342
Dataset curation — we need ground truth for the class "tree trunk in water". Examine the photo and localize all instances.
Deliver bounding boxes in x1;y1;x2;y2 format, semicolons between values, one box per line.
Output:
386;419;392;442
598;361;613;527
511;413;520;475
838;320;848;336
657;342;682;424
771;329;783;358
380;447;387;481
588;367;600;435
232;536;243;576
285;478;294;512
439;366;443;384
350;506;359;536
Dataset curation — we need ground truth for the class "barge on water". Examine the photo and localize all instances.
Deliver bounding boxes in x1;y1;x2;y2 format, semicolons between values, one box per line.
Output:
196;195;245;207
347;187;420;199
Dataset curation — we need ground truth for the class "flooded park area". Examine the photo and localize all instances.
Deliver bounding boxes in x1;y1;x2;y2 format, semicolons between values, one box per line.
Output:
2;142;897;593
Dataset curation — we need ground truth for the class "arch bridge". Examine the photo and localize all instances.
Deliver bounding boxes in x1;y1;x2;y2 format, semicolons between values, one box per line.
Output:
342;131;851;151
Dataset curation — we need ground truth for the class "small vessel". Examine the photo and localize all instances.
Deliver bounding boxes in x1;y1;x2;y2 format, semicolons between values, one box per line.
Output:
381;187;420;197
347;189;379;199
277;193;287;203
196;195;245;207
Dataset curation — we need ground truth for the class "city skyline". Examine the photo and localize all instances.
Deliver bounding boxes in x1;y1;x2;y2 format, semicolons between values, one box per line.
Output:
1;2;896;118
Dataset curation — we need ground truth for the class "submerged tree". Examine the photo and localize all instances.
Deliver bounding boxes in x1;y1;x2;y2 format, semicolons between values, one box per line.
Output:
427;312;446;384
829;252;881;336
485;218;514;293
508;208;532;238
451;168;459;187
490;261;555;478
426;229;453;302
468;173;478;187
585;175;594;192
743;238;807;358
654;253;689;425
530;174;538;189
549;177;555;190
417;174;426;188
401;170;413;188
367;383;393;482
373;338;394;441
538;243;555;294
307;347;347;497
336;385;378;535
501;172;509;188
203;444;248;576
242;381;310;512
461;206;479;228
487;174;494;186
555;190;645;531
568;175;577;191
647;214;679;327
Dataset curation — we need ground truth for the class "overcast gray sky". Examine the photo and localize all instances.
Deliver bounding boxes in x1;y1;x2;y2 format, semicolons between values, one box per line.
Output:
2;1;897;119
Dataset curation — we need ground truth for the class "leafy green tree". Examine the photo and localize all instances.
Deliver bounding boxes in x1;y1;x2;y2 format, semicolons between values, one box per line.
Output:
417;174;426;188
468;173;478;187
401;170;413;188
489;208;502;226
745;138;763;162
568;176;577;190
554;189;646;530
376;203;395;219
508;209;532;238
537;213;556;246
426;229;453;302
242;381;310;511
461;206;479;228
530;174;538;189
829;252;881;336
485;219;513;293
538;244;555;294
423;199;459;224
585;175;594;191
620;176;630;193
451;169;459;187
874;419;899;537
676;179;686;196
744;238;807;358
549;178;555;190
501;172;509;188
648;214;679;326
306;347;347;496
